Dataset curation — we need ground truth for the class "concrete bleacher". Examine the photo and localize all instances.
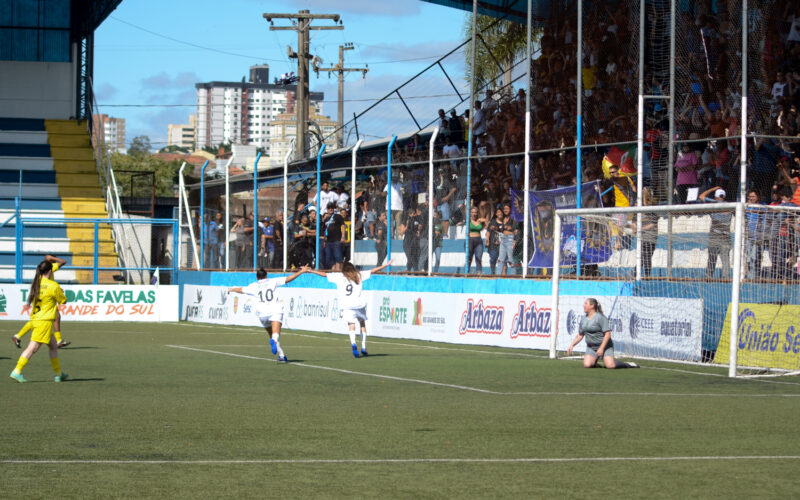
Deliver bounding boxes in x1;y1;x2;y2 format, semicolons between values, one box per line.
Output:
0;118;118;283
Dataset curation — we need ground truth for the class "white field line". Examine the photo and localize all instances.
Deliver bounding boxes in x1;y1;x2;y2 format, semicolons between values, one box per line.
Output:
166;345;800;397
3;455;800;465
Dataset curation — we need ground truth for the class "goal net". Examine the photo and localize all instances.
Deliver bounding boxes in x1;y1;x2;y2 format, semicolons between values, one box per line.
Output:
548;203;800;378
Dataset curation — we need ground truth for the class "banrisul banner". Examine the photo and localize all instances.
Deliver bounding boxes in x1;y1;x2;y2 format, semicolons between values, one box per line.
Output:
556;296;704;360
182;284;351;334
716;304;800;370
0;285;179;322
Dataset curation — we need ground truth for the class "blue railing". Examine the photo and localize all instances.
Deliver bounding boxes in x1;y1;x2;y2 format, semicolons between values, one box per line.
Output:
13;216;179;284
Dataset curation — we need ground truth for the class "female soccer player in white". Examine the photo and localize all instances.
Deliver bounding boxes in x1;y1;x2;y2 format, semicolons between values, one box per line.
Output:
305;260;392;358
227;267;305;363
566;298;639;369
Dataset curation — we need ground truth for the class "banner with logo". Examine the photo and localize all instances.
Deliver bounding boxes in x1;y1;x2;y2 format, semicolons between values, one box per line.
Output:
512;182;610;268
556;296;704;360
363;291;557;350
182;285;351;334
0;285;179;322
715;304;800;370
181;285;702;358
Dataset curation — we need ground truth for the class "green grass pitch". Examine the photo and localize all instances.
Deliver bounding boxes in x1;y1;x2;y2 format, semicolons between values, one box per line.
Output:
2;321;800;498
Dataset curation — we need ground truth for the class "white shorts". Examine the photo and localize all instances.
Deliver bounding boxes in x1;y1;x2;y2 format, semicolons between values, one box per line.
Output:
258;312;283;327
341;307;367;325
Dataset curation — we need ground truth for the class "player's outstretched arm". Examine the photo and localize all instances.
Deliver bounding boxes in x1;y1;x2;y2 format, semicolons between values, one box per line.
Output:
370;258;394;274
227;287;244;294
45;254;67;267
284;267;307;284
303;265;327;278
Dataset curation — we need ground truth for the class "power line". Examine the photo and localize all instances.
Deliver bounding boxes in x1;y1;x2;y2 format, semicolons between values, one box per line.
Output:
108;16;281;62
106;16;455;66
97;93;462;108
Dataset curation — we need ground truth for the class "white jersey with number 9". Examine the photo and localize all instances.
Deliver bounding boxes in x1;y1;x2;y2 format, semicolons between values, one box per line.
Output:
327;271;371;310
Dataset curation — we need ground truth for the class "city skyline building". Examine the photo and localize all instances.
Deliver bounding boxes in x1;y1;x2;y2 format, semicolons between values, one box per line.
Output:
195;64;324;161
92;114;126;153
167;114;196;149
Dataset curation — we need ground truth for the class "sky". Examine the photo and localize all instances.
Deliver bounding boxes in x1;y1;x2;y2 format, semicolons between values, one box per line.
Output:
94;0;471;150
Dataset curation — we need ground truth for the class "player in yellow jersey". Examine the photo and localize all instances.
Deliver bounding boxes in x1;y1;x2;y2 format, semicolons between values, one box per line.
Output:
12;255;71;349
9;258;69;383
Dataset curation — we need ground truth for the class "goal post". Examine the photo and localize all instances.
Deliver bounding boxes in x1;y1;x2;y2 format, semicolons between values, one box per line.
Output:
548;202;800;378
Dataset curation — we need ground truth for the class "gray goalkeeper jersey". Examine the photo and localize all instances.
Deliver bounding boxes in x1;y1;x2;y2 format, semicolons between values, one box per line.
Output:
579;312;612;347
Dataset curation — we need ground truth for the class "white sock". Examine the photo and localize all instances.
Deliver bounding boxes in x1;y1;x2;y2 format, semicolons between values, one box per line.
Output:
348;329;357;346
361;330;368;351
271;333;285;357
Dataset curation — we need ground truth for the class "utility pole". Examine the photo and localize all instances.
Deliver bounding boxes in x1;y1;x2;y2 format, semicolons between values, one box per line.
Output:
263;10;343;160
312;43;368;149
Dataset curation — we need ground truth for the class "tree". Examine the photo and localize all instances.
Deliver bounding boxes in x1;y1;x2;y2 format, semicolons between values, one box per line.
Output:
109;152;182;198
463;15;532;95
127;135;152;157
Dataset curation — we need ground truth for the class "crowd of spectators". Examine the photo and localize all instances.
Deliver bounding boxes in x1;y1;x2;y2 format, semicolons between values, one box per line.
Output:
191;1;800;276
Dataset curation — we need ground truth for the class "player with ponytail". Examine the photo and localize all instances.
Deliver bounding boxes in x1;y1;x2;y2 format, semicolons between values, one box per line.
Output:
305;259;392;358
565;297;639;369
10;256;69;383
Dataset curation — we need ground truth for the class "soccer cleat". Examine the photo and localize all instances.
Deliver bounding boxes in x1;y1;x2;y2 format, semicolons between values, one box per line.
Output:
360;349;368;357
628;362;640;368
57;340;71;348
9;372;27;383
352;344;360;358
12;336;21;348
269;338;278;355
54;372;69;382
277;355;288;363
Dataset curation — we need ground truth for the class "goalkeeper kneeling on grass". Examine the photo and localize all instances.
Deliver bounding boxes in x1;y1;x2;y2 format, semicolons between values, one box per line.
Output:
565;298;639;369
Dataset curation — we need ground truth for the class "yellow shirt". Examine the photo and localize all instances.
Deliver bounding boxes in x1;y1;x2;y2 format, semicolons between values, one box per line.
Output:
30;277;66;321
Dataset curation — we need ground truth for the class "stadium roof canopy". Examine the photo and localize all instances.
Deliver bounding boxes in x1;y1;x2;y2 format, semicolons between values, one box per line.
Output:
419;0;555;24
72;0;124;38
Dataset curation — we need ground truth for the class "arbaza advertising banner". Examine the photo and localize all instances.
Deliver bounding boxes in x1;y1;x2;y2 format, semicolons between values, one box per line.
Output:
716;303;800;370
0;285;179;322
181;285;703;357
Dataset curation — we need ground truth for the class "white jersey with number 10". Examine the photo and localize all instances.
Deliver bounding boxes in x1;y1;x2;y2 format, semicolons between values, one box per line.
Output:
241;277;287;318
327;271;371;310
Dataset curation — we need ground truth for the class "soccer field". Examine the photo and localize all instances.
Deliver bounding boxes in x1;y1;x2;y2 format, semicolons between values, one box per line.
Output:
2;321;800;498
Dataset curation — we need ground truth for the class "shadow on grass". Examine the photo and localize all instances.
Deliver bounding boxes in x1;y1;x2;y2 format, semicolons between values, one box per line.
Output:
65;377;105;382
361;353;389;358
58;346;100;350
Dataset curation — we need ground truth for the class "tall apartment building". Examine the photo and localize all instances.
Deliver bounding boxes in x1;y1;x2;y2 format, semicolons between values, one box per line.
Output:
92;114;126;153
167;114;196;149
195;64;324;160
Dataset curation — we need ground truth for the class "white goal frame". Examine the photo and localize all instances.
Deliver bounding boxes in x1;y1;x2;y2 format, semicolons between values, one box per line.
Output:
548;202;746;377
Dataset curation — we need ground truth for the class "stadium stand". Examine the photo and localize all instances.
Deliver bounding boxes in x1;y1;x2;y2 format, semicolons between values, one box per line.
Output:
0;118;117;283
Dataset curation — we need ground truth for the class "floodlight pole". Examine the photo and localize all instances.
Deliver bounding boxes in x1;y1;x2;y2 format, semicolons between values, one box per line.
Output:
264;10;343;160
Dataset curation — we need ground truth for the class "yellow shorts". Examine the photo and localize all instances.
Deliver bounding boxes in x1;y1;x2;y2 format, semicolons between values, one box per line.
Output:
30;321;54;344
